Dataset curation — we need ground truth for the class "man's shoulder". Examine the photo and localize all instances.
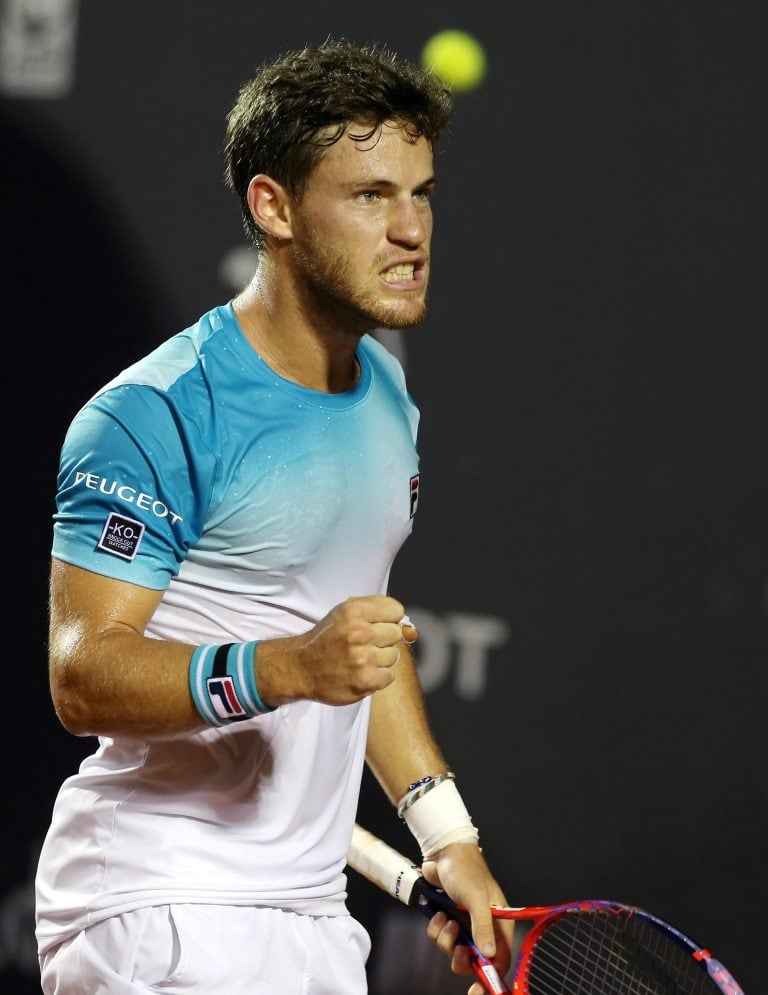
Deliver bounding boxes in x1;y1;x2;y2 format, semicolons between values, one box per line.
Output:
64;303;236;440
101;303;232;395
77;307;234;407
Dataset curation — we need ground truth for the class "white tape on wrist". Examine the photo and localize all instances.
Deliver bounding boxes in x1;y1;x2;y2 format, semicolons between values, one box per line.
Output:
401;778;479;859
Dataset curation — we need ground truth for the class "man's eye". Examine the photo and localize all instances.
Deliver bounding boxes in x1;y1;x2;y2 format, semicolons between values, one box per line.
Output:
356;190;380;202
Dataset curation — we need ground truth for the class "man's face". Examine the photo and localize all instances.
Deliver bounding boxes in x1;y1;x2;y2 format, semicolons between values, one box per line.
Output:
288;121;436;332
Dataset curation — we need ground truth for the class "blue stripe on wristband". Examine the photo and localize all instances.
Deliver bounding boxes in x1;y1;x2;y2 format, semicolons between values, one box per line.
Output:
189;644;222;726
189;641;275;726
230;641;274;715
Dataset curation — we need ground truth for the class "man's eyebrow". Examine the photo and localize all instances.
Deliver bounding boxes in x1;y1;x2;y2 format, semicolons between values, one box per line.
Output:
415;175;437;191
344;175;437;192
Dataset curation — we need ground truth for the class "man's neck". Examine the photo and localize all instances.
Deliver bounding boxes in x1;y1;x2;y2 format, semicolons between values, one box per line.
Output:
233;267;363;394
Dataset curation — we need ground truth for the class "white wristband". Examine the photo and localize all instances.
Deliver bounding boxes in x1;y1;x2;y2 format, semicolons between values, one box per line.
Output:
401;778;479;859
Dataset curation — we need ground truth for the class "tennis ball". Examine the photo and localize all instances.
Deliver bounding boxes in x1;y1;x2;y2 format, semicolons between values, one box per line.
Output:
421;29;487;92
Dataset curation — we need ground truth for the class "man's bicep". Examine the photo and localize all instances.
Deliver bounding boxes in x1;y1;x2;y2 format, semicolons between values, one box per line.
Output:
48;558;198;738
49;557;165;647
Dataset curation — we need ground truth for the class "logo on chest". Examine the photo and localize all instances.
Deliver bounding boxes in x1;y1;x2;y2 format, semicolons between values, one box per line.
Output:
409;474;420;519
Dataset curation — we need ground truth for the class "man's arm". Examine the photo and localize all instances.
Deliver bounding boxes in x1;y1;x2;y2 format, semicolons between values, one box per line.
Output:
49;558;407;739
365;635;447;803
49;558;198;738
366;641;514;993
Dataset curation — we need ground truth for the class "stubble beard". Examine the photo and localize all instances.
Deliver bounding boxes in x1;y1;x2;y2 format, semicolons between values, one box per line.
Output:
293;236;428;333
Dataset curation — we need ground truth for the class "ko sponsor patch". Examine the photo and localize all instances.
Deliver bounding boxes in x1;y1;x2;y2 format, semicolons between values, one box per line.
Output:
97;513;146;560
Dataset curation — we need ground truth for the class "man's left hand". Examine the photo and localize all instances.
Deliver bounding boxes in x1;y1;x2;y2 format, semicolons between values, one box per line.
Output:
422;842;514;995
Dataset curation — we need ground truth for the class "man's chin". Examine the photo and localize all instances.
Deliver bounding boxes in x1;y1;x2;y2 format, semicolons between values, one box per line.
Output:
371;301;428;331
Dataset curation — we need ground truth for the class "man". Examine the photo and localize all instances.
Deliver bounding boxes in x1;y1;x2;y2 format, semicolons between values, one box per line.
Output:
35;39;513;995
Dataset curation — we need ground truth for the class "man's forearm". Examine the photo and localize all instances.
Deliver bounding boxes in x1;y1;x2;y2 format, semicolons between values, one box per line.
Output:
365;643;449;806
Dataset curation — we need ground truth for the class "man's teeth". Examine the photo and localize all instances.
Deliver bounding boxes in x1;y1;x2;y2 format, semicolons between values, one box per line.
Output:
382;263;414;282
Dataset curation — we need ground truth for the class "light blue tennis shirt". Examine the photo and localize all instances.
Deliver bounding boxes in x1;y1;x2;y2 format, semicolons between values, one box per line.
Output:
36;302;421;954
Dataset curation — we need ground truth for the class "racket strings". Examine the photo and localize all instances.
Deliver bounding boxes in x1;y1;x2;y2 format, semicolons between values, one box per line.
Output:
523;911;724;995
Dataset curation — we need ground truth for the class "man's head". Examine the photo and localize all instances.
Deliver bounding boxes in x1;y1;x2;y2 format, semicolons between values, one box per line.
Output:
224;38;453;251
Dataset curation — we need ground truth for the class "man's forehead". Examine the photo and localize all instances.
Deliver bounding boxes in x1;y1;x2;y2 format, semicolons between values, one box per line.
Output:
313;121;434;179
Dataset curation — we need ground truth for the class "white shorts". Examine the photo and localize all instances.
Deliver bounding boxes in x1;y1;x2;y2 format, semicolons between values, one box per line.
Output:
40;905;371;995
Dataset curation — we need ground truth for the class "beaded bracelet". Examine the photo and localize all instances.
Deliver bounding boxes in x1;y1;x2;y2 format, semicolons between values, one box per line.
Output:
397;771;456;818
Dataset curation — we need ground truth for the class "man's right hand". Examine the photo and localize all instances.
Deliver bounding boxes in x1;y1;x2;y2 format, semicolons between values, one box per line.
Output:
257;596;419;706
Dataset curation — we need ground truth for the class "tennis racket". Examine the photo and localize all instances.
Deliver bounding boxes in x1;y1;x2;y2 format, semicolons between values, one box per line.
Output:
348;823;744;995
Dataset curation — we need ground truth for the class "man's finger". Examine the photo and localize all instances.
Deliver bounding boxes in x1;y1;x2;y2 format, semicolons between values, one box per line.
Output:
467;906;496;960
429;914;460;958
451;940;472;974
356;595;405;621
370;621;407;647
399;613;418;644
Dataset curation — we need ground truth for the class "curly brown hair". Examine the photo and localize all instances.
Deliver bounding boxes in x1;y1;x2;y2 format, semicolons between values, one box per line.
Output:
223;38;453;249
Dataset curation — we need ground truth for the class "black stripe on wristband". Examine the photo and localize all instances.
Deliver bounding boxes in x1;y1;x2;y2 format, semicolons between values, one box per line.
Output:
212;643;233;679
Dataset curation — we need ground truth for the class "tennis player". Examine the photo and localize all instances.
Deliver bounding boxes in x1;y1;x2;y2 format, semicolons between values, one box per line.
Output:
35;38;513;995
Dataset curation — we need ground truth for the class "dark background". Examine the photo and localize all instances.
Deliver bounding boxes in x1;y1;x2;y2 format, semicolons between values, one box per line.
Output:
1;2;764;991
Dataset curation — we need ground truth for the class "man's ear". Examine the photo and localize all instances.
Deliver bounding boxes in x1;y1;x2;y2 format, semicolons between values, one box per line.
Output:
246;174;294;242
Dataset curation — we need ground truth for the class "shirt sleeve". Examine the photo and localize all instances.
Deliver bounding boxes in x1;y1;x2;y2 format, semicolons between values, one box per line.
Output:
52;384;215;589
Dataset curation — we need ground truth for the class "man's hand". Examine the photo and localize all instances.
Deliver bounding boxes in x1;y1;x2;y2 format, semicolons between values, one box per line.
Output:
422;843;514;995
258;595;419;707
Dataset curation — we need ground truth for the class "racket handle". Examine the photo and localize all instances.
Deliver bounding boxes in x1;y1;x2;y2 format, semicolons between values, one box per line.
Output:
348;823;423;906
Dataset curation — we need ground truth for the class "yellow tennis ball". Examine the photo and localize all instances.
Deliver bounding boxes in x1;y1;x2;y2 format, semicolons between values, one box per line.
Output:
421;29;487;92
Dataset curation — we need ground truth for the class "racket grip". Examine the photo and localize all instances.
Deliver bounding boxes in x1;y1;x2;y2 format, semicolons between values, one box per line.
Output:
348;824;423;906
